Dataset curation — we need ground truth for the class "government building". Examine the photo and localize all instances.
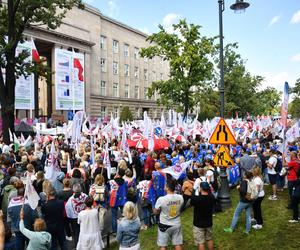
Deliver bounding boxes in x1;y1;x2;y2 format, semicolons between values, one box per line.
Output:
22;3;169;121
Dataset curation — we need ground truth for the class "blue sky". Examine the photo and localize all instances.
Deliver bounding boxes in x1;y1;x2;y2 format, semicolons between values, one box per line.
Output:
85;0;300;91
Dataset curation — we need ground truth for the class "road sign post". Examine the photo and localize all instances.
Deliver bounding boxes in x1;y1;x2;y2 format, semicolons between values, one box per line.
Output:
209;118;236;209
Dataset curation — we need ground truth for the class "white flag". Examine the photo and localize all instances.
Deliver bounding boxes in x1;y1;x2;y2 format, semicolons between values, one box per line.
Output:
162;161;192;180
25;176;40;210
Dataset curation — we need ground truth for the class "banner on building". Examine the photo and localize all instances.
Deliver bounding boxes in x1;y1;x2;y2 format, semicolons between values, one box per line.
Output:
1;40;34;110
54;48;85;111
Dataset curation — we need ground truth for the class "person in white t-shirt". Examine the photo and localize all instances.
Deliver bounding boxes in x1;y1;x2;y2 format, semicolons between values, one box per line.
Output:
267;150;278;200
252;167;265;230
154;179;184;250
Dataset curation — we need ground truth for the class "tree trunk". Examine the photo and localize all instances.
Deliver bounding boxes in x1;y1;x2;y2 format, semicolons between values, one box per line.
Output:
2;53;16;145
183;91;189;121
1;105;15;144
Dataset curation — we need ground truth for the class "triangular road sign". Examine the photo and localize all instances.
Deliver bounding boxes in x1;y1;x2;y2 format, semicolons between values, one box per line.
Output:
213;145;234;167
209;118;236;145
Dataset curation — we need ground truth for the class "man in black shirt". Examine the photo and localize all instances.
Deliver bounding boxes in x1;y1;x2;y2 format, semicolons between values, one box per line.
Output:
41;188;67;250
191;181;215;250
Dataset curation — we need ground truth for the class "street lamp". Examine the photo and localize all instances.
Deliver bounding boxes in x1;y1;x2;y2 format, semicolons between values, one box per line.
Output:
217;0;250;209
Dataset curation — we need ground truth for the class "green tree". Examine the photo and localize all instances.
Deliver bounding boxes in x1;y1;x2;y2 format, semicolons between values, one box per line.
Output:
140;19;215;119
120;106;133;123
256;87;281;115
290;78;300;118
0;0;83;144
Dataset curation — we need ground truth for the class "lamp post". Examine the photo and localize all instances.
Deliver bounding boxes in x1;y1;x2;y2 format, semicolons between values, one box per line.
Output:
217;0;250;209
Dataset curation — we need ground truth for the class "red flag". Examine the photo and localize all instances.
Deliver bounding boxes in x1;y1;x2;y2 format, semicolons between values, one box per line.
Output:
31;38;40;63
73;58;84;81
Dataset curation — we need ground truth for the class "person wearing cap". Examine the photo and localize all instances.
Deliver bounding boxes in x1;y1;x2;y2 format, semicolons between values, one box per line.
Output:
191;181;215;250
267;149;278;200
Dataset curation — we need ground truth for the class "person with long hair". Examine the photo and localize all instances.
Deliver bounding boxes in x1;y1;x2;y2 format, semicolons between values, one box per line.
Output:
224;171;253;234
252;167;265;230
117;201;141;250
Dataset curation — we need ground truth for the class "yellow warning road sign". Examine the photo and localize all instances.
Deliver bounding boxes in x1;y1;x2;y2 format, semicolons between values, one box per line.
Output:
209;118;237;145
213;145;234;167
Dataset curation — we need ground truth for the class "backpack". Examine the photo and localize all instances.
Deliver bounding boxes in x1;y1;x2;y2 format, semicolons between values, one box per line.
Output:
274;157;282;173
93;185;106;202
245;179;258;201
210;169;220;192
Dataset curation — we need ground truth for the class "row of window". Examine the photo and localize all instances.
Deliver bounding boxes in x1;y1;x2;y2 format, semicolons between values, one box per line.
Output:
101;36;140;58
100;35;164;65
100;106;161;119
100;81;150;99
100;59;164;80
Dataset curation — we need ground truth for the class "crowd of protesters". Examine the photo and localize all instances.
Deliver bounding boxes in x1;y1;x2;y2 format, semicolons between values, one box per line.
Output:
0;116;299;250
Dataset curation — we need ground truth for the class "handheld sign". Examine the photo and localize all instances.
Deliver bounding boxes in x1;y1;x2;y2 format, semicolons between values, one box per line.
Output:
213;145;234;167
209;118;236;145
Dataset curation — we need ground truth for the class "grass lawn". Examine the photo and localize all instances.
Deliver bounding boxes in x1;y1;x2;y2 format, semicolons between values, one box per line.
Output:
110;187;300;250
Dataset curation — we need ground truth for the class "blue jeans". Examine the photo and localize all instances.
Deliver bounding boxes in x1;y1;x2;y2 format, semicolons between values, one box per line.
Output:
230;201;252;232
263;168;269;184
111;206;123;233
142;206;151;226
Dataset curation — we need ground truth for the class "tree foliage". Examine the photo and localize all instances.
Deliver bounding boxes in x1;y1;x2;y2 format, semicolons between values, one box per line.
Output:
120;106;133;123
0;0;83;143
140;19;215;119
290;78;300;118
199;43;281;118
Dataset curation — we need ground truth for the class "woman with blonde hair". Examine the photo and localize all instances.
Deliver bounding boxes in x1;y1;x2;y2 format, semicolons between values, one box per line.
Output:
252;167;265;230
89;174;107;231
19;208;51;250
118;159;128;171
117;201;141;250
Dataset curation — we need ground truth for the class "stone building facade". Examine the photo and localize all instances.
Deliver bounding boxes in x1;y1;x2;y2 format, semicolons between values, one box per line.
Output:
21;4;169;120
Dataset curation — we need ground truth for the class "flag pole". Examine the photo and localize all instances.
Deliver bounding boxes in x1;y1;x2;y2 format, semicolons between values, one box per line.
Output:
72;49;75;115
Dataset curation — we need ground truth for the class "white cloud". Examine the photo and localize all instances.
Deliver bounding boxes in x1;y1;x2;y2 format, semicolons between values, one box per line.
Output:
108;0;119;17
290;53;300;62
162;13;181;33
290;10;300;24
268;15;281;27
84;0;95;4
261;71;292;91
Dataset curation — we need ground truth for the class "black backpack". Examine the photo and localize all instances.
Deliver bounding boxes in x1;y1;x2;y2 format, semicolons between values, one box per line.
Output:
274;157;282;173
210;169;220;192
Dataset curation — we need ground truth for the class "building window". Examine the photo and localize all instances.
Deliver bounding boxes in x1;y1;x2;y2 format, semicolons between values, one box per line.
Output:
100;58;106;72
100;81;106;96
144;69;148;81
113;82;119;97
134;86;139;99
100;36;107;50
100;106;106;118
124;64;130;76
134;47;139;59
113;40;119;53
113;107;119;117
113;61;119;75
160;73;164;81
144;87;149;100
124;84;129;98
124;44;129;57
134;66;139;79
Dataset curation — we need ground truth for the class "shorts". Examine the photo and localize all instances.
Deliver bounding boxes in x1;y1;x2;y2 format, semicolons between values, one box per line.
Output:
157;224;183;247
268;174;277;185
193;226;213;245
